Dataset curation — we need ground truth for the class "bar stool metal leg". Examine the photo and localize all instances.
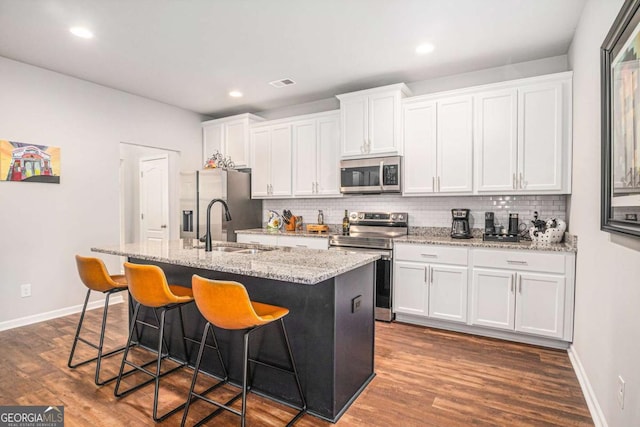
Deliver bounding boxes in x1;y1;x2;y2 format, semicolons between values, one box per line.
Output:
180;322;230;427
114;302;192;422
67;287;131;386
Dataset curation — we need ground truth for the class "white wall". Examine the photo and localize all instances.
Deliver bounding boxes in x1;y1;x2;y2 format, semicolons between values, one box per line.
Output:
568;1;640;426
256;55;569;120
0;56;202;325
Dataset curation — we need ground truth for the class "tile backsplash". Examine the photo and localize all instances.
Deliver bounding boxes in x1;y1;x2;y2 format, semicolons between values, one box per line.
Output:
263;195;567;230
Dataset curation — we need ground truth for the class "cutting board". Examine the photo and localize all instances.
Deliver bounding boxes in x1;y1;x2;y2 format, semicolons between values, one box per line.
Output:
306;224;329;233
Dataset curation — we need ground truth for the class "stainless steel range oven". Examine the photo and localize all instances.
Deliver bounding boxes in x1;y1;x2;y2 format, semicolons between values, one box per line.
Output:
329;212;408;321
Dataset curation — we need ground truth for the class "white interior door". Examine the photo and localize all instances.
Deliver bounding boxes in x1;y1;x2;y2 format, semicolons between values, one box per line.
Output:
140;155;169;244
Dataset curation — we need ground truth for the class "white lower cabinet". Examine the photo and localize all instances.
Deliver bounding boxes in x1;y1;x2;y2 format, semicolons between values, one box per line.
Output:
394;261;429;316
394;244;575;348
277;235;329;250
236;233;278;246
236;233;328;250
394;244;468;323
470;268;565;339
429;265;468;323
470;248;572;340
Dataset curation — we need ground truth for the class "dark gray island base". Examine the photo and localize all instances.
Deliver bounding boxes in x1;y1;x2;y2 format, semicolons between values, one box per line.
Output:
128;257;375;422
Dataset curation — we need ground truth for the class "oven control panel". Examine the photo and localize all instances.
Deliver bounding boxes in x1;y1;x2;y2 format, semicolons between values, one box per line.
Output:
349;212;408;225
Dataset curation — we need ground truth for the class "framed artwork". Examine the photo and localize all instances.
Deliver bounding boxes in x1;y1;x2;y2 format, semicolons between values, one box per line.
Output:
602;0;640;237
0;140;60;184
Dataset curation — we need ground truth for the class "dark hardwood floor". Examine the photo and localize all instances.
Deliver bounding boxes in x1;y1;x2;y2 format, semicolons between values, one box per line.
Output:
0;302;592;426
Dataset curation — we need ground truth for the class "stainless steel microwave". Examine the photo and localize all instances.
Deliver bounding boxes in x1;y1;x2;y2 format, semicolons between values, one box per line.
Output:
340;156;401;194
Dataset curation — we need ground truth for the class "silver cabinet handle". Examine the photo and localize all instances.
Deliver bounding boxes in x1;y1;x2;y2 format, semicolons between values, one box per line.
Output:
437;176;441;192
316;182;319;193
430;266;433;284
432;176;435;191
518;275;522;293
519;172;524;189
368;139;372;152
420;253;438;258
424;266;428;283
507;260;527;265
296;245;307;248
250;241;260;244
511;274;515;293
160;224;167;229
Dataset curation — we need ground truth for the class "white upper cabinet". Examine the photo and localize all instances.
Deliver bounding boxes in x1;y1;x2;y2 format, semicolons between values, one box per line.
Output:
292;112;341;197
402;95;473;195
250;123;292;198
474;89;518;192
403;101;437;194
337;83;411;158
202;113;264;168
474;73;572;194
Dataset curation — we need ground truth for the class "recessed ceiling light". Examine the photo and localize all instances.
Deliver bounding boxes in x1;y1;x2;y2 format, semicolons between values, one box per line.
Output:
70;27;94;39
415;43;434;55
229;91;243;98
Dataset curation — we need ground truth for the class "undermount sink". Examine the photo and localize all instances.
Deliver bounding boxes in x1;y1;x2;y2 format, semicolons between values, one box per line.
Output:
210;246;243;252
234;248;268;254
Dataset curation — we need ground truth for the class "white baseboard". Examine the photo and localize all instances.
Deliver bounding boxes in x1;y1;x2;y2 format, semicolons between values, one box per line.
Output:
0;295;124;332
568;344;608;427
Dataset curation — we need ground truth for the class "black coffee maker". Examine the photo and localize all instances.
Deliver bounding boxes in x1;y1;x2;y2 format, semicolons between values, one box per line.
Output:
451;209;472;239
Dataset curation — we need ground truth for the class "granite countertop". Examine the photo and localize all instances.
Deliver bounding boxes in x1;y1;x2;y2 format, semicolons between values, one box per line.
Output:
238;227;577;253
397;227;577;253
236;228;334;238
92;240;379;285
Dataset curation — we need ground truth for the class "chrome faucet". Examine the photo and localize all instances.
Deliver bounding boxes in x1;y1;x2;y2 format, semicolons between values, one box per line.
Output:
205;198;232;252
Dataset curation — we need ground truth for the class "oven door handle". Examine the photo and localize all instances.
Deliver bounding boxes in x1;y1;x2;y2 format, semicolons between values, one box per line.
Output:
379;160;384;191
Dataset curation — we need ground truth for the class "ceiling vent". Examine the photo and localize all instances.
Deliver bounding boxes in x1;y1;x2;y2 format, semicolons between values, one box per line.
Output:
269;78;296;88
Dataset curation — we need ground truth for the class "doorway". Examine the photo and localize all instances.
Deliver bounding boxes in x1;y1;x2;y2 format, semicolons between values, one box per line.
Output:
119;143;179;245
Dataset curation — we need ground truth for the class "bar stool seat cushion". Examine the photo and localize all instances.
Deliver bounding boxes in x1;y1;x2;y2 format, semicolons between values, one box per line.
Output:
169;284;194;299
124;263;194;308
111;274;128;286
76;256;129;292
192;277;288;330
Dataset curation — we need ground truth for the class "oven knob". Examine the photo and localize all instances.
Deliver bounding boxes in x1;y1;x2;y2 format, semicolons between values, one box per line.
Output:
358;213;365;220
391;214;397;220
398;214;404;220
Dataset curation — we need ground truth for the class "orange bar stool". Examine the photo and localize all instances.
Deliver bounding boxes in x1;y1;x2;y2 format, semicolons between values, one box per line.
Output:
114;262;194;422
181;275;306;427
68;255;132;386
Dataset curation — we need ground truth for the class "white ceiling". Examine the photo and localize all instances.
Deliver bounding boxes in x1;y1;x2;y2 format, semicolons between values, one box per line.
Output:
0;0;586;117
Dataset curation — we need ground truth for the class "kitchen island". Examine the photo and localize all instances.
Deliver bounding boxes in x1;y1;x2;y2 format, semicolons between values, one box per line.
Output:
92;240;379;422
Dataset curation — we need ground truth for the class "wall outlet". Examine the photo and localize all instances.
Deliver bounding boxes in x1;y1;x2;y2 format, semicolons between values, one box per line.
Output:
351;295;362;313
20;283;31;298
616;375;625;409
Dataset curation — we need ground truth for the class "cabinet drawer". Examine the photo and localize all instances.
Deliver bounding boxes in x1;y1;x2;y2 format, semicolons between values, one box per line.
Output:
473;249;565;274
278;235;329;250
237;234;278;246
394;244;468;265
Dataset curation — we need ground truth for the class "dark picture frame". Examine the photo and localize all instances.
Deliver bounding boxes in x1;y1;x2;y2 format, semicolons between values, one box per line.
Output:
602;0;640;237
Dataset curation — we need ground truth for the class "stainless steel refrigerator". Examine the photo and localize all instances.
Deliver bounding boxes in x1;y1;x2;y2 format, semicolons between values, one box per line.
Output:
179;169;261;242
